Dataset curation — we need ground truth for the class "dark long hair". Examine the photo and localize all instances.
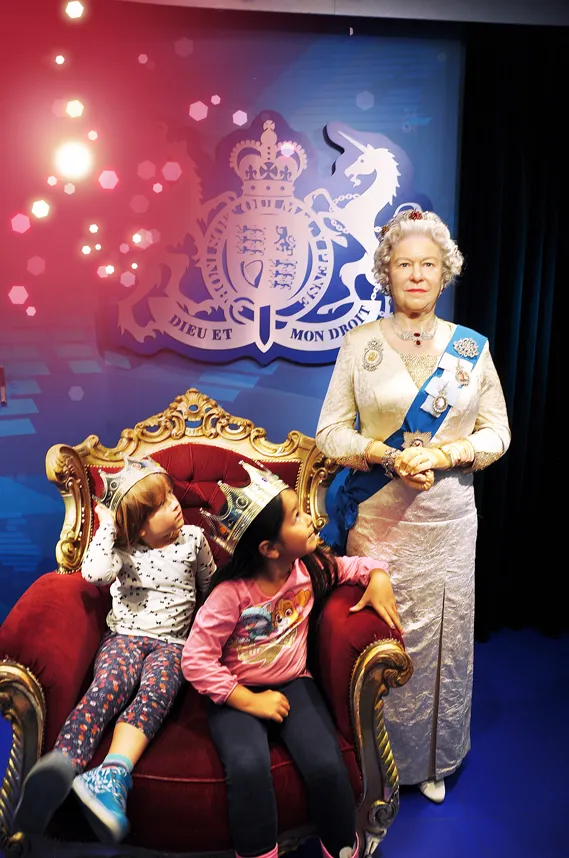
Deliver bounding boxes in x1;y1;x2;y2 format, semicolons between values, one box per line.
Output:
208;493;338;615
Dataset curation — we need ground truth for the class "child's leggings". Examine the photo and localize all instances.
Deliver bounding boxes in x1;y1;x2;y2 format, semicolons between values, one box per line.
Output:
207;676;357;858
54;632;184;771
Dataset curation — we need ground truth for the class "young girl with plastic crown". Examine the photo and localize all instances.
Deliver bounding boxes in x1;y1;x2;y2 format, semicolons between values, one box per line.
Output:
14;455;215;845
182;461;402;858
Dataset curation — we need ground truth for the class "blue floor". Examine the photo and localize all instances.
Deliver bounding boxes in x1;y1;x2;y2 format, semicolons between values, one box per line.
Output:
1;627;568;857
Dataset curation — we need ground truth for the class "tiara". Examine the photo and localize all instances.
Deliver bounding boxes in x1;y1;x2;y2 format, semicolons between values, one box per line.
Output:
97;455;168;514
380;208;425;237
200;460;289;555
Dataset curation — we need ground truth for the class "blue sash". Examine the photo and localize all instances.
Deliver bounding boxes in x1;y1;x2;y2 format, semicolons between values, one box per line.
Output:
320;325;487;554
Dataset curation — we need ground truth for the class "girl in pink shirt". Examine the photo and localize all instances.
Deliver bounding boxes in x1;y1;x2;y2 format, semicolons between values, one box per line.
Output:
182;464;401;858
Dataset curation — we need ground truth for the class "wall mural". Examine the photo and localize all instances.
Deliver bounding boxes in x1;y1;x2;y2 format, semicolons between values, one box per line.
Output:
113;113;427;364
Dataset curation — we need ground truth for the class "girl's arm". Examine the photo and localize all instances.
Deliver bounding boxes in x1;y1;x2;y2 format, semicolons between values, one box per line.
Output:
194;531;216;597
336;554;403;634
81;507;122;586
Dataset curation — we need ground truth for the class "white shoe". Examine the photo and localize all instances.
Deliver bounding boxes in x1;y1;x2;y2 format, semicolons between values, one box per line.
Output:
418;778;446;803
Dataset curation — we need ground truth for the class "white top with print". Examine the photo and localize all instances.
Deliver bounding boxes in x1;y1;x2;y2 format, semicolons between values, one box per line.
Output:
82;521;216;646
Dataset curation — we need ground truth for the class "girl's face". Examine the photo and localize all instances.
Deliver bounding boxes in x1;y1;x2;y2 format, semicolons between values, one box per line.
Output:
140;487;184;549
273;489;318;561
388;234;444;315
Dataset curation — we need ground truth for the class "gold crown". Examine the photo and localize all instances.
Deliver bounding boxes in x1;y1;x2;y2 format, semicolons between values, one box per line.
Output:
229;119;307;198
200;460;289;555
97;455;168;514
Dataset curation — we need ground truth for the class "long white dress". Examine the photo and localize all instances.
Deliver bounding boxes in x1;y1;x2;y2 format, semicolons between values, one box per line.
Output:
315;319;511;784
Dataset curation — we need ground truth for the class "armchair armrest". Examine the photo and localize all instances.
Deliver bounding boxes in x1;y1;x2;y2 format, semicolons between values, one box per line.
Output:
0;571;109;749
315;584;413;856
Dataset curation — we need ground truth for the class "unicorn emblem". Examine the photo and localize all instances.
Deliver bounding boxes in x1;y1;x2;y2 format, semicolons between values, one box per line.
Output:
305;129;401;314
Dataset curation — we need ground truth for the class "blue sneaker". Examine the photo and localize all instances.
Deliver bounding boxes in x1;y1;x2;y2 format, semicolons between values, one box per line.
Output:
72;763;132;844
14;749;76;835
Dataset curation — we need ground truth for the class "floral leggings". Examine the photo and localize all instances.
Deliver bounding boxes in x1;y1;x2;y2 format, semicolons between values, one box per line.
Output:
55;632;184;772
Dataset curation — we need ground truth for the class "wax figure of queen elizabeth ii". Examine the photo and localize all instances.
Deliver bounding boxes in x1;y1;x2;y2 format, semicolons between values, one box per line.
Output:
315;210;511;803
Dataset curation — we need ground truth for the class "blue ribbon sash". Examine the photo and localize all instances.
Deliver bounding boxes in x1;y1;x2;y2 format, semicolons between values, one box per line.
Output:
320;325;487;554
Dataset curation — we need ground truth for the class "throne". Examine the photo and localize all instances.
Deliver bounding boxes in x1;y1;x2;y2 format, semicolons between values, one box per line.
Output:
0;388;412;858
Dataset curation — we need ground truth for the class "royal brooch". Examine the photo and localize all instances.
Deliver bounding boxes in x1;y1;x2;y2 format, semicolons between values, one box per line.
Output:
362;338;383;371
453;337;479;358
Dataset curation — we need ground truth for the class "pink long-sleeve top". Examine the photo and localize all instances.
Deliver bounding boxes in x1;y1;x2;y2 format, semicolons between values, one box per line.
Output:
182;554;385;704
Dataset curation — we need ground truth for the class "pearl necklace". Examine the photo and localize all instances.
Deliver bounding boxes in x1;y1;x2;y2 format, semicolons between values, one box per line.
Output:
390;314;438;346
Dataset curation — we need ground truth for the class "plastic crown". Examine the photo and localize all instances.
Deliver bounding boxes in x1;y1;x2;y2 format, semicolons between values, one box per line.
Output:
97;455;168;514
200;460;289;555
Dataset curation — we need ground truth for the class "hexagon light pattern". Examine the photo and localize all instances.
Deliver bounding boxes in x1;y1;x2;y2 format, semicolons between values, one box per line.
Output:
27;257;46;276
65;2;84;20
11;214;31;234
31;200;50;218
233;110;247;127
161;162;182;181
138;161;156;180
189;101;208;121
66;99;84;118
9;286;28;305
98;170;119;189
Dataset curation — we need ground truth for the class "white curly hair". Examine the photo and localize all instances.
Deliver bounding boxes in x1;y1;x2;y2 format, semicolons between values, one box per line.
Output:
373;210;464;296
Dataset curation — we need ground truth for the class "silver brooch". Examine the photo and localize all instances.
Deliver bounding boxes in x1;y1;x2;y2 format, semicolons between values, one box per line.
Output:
453;337;479;358
432;386;449;414
362;338;383;371
402;431;432;449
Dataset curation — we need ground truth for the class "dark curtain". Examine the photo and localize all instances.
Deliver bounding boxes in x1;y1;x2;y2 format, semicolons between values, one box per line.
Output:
456;23;566;637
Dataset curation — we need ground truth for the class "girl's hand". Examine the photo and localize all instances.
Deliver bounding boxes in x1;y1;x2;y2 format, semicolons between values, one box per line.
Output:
350;569;403;634
94;502;115;526
247;690;290;723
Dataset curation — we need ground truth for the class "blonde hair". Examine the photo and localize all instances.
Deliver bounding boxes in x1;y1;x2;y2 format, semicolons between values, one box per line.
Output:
114;472;174;550
373;210;464;296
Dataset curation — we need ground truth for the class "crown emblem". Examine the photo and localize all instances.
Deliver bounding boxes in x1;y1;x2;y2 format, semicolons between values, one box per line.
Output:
97;455;167;514
229;119;307;198
201;460;289;555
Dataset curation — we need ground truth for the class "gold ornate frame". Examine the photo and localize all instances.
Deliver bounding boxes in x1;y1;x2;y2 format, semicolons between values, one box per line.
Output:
0;387;413;858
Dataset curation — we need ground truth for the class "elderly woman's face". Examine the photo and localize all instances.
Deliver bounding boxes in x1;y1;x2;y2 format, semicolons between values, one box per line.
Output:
388;235;443;314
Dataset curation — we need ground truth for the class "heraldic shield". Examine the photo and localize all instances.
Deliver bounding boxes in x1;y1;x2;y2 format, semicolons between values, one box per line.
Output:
200;120;335;352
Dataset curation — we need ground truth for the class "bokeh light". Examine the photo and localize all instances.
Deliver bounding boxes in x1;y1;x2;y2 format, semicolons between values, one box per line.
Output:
64;183;75;194
138;161;155;179
66;99;84;118
152;183;163;193
87;130;98;140
105;265;115;274
9;286;28;305
98;170;119;189
120;272;136;287
280;142;295;157
11;214;31;233
119;243;129;253
162;161;182;181
89;224;98;233
27;256;46;276
174;38;193;57
31;200;50;218
26;307;37;317
130;195;149;214
211;95;221;105
138;54;148;65
131;262;138;269
54;141;93;180
233;110;248;127
94;243;101;250
65;2;85;20
132;233;142;244
81;245;91;254
97;265;108;278
69;386;85;401
47;176;58;186
189;101;208;121
55;55;65;65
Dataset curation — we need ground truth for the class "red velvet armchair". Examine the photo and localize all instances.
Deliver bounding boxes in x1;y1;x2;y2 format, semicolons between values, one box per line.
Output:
0;388;412;858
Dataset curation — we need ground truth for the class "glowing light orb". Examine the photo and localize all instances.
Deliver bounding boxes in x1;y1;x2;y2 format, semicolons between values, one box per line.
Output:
233;110;248;127
98;170;119;190
81;245;91;254
132;233;142;244
89;224;98;233
88;130;98;140
26;306;37;317
31;200;50;218
130;195;149;214
27;257;46;276
280;142;295;157
66;100;84;118
120;272;136;287
174;38;193;57
152;183;163;193
105;265;115;275
189;101;208;122
9;286;28;305
54;141;93;180
94;243;101;250
97;266;108;278
11;214;31;233
64;183;75;195
211;95;221;105
55;55;65;65
131;263;138;269
161;161;182;181
119;243;129;253
65;2;84;19
138;54;148;64
47;176;58;186
138;161;155;180
69;386;84;401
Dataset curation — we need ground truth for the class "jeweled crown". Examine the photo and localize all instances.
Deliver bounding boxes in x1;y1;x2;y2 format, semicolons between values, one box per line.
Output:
97;455;168;514
229;119;307;198
200;460;289;555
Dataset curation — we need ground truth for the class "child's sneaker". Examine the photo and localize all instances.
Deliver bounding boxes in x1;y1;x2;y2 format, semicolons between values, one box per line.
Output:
72;763;132;844
14;749;76;835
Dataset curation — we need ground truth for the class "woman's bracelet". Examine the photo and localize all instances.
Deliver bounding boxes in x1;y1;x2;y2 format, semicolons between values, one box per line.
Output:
380;446;400;480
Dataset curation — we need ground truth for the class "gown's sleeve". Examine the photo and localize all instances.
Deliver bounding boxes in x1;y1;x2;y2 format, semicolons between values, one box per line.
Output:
464;345;511;472
315;336;373;471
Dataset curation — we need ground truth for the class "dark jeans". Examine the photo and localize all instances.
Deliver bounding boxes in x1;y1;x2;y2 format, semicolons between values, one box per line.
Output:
208;676;356;858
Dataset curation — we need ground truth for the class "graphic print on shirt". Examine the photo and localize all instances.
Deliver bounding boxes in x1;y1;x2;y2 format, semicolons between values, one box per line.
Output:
228;587;312;665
